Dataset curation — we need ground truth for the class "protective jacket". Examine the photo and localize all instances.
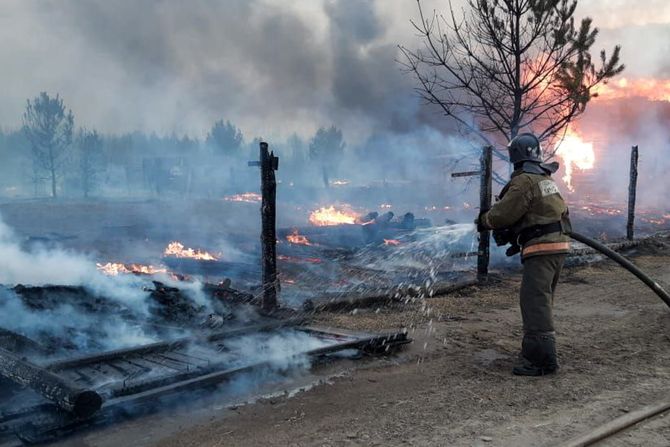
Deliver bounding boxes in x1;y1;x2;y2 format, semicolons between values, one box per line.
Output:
481;167;571;260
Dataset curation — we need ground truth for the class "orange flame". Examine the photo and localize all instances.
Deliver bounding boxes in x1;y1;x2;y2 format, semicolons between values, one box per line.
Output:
164;242;219;261
287;228;313;246
308;206;358;226
384;239;401;246
224;192;262;203
555;128;595;192
96;262;167;276
593;77;670;102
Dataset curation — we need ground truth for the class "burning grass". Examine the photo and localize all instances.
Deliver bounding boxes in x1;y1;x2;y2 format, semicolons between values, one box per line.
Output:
96;262;167;276
164;241;220;261
308;205;359;226
287;228;313;246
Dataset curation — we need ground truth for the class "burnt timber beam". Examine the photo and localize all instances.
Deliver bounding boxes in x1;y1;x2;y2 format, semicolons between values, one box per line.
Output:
0;347;102;418
309;279;479;312
45;318;305;372
104;329;409;407
0;327;410;442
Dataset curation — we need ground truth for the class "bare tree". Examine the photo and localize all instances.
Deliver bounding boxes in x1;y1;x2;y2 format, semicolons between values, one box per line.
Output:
399;0;624;154
77;129;103;198
309;126;345;188
206;119;243;156
22;92;74;197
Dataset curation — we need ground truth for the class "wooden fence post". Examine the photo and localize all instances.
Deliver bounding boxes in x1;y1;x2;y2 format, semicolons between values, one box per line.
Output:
478;146;493;280
627;145;639;241
249;142;279;311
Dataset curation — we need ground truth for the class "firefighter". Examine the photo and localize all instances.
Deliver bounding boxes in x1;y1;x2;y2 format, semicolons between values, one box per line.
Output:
477;133;572;376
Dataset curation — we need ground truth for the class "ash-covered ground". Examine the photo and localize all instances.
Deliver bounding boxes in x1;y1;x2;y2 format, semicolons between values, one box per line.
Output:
0;194;667;352
0;196;668;446
31;232;670;447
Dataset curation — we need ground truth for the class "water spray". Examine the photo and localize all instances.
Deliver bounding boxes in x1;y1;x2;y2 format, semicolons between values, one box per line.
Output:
480;222;670;308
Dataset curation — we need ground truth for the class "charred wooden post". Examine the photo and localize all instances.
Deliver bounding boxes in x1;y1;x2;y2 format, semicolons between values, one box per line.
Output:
478;146;493;280
249;142;279;311
627;145;639;241
0;347;102;418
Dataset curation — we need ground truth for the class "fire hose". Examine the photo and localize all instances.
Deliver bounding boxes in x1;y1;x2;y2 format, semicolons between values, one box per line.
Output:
568;231;670;309
487;224;670;308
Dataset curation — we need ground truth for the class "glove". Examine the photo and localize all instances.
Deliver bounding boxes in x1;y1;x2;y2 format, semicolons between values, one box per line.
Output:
475;211;488;233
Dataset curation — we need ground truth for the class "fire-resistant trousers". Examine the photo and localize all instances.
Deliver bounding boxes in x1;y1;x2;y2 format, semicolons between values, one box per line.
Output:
519;253;566;334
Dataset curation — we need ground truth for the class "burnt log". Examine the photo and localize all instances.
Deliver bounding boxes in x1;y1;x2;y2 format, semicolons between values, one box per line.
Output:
375;211;394;224
0;347;102;418
148;281;205;324
0;328;48;356
203;282;256;305
13;284;123;315
360;211;379;223
278;215;430;249
400;212;415;230
363;212;399;243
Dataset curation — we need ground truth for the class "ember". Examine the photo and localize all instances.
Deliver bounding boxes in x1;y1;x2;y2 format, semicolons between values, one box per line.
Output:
384;239;401;246
163;242;219;261
96;262;167;276
555;128;595;192
287;228;313;246
278;254;322;264
308;205;359;226
580;205;624;217
224;192;262;203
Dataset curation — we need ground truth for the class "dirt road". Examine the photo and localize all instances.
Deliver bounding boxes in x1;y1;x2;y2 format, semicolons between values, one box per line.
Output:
52;242;670;447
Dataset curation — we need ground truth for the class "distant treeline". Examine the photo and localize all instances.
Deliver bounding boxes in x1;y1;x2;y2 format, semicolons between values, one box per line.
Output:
0;92;457;200
0;92;360;199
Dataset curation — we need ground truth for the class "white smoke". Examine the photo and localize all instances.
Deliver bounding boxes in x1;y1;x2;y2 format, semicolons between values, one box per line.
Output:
0;213;176;352
0;215;150;308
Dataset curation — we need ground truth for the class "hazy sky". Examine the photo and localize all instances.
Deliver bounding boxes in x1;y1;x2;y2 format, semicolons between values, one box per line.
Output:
0;0;668;143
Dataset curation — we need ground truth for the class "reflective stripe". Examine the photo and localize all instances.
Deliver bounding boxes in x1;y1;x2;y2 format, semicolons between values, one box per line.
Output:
522;242;570;256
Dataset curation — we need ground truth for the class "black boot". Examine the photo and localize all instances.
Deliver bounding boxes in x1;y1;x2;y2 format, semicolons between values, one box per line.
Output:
513;333;558;376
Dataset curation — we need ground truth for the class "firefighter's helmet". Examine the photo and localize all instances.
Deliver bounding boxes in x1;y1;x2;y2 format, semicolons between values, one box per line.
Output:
507;133;542;164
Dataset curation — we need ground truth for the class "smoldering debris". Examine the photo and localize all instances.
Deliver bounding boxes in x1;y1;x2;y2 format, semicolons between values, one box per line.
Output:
0;212;264;358
0;206;415;444
0;321;409;444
